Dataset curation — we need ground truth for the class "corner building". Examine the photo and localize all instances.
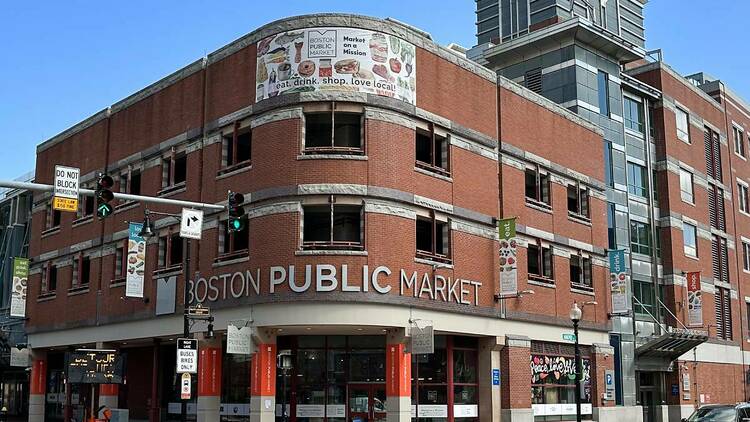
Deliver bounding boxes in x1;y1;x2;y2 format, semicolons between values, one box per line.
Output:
26;15;615;422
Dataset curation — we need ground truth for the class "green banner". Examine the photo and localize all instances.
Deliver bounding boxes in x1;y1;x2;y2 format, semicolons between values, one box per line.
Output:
11;257;29;317
498;218;516;240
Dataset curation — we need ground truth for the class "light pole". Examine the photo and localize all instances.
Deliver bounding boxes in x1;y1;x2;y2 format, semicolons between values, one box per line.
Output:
569;302;583;422
139;209;192;422
277;350;293;422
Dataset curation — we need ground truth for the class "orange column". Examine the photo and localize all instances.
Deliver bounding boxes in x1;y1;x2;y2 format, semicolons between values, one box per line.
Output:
197;344;222;421
99;384;119;410
250;343;277;422
386;342;411;422
29;357;46;422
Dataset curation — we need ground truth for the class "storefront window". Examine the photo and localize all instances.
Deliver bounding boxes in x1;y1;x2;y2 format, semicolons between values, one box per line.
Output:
222;350;250;421
531;342;592;421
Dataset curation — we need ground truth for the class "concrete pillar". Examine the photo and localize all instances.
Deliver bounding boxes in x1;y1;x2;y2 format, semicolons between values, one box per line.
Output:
478;336;503;422
250;329;277;422
99;384;119;410
197;335;222;422
386;328;411;422
500;335;533;422
29;351;46;422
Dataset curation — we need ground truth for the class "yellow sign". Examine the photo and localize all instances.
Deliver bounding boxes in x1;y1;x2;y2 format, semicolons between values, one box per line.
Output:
53;196;78;212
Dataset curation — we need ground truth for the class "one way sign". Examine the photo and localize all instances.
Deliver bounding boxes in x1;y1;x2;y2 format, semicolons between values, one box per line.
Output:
180;208;204;240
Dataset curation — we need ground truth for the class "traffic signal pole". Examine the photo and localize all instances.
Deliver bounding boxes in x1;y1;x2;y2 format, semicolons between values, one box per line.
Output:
0;180;224;211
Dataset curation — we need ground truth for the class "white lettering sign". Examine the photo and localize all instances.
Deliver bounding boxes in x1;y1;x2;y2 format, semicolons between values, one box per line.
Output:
180;208;204;240
227;323;254;355
176;338;198;374
54;165;80;199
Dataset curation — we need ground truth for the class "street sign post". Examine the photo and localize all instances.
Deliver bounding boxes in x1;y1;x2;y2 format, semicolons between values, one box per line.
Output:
180;208;204;240
53;165;79;212
176;338;198;374
181;373;191;400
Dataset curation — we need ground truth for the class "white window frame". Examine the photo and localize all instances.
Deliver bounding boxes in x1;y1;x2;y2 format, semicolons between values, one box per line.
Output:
739;179;750;215
682;222;698;258
679;168;694;204
676;107;690;143
734;125;746;160
743;241;750;273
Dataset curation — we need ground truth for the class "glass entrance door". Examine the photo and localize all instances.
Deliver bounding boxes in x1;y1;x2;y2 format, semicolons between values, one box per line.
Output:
347;384;386;422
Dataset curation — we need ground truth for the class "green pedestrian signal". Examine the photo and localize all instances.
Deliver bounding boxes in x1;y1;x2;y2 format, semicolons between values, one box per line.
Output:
96;174;115;219
227;191;246;232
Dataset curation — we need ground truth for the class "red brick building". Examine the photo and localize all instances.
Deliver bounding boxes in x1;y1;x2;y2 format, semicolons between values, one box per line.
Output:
23;13;616;422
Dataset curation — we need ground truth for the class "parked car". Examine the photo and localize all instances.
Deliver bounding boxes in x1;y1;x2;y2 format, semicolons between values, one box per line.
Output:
683;404;750;422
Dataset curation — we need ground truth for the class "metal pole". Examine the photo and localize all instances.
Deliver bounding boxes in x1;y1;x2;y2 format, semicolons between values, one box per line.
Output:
181;237;191;422
0;180;224;211
574;319;582;422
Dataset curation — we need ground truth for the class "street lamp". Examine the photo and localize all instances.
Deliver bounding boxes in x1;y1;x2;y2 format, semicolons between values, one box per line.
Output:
569;302;583;422
137;210;154;238
277;350;293;422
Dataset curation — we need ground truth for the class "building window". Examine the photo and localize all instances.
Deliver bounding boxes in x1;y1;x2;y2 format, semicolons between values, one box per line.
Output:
79;184;95;218
705;127;722;182
567;183;590;219
734;126;746;159
569;254;592;290
604;142;614;187
679;169;694;203
711;235;729;284
598;71;609;117
633;280;655;315
742;242;750;272
219;220;249;257
501;0;529;40
415;212;451;263
527;240;553;283
708;185;726;231
303;201;363;251
158;232;183;268
114;244;126;279
676;107;690;143
739;182;750;213
304;103;363;154
223;122;252;168
120;168;142;196
683;222;697;257
415;122;450;176
715;286;732;340
627;162;648;198
80;256;91;286
162;152;187;189
46;202;61;230
630;221;651;255
525;166;551;208
623;96;644;133
44;264;58;293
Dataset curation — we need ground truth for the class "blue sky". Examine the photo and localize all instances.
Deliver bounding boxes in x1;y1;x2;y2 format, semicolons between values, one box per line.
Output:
1;1;748;180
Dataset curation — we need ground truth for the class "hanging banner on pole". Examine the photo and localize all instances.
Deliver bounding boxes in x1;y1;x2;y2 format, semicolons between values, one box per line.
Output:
227;321;254;355
10;347;29;367
409;319;434;354
10;257;29;317
126;222;146;298
686;271;703;327
498;218;518;296
609;250;628;315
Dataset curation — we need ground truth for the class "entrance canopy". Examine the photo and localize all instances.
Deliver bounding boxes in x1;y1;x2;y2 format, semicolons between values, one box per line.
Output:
635;329;708;371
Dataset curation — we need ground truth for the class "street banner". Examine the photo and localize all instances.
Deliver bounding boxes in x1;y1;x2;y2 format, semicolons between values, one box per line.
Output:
227;322;254;355
498;218;518;296
10;257;28;317
686;271;703;327
609;250;628;314
126;222;146;298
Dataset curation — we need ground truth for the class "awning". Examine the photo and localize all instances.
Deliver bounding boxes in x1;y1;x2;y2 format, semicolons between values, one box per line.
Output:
635;329;708;371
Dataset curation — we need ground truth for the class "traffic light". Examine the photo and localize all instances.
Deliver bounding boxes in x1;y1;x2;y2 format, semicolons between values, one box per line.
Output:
227;191;246;232
96;174;114;219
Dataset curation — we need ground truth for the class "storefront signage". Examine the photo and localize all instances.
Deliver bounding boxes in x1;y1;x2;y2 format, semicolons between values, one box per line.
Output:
177;338;198;374
492;368;500;386
10;257;28;318
410;319;434;354
256;27;416;104
180;373;191;400
532;403;592;416
498;218;518;296
686;271;703;327
67;350;125;384
454;405;478;418
326;404;346;418
296;404;325;418
53;165;79;212
187;264;483;306
10;347;29;367
609;250;628;314
227;322;254;355
126;222;146;298
414;405;448;418
530;355;590;384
